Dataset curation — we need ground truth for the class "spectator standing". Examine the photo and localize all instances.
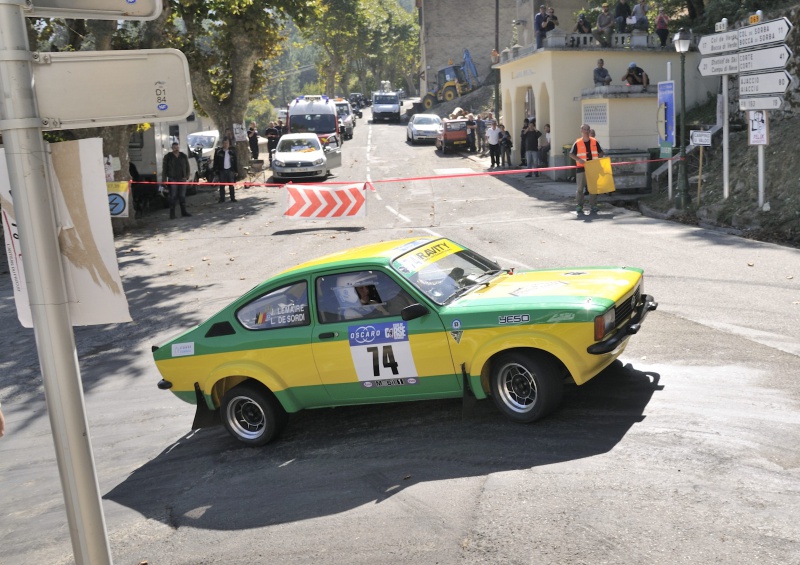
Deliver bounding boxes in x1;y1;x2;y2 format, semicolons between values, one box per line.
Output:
0;401;5;438
615;0;632;33
631;0;649;30
622;62;649;86
519;118;530;166
499;124;513;167
465;114;477;153
264;122;280;165
570;123;605;214
476;113;487;154
534;5;548;49
593;3;615;47
212;137;238;203
247;121;259;160
486;120;502;168
573;13;592;34
539;124;551;174
162;141;191;219
523;122;542;177
542;7;559;40
594;58;613;86
655;7;669;47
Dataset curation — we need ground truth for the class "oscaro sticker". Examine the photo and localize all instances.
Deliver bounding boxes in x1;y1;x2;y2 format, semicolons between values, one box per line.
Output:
157;103;168;111
171;342;195;357
452;319;461;330
498;314;530;325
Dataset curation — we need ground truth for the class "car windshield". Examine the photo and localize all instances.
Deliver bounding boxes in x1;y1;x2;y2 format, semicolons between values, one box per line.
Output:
374;95;398;104
187;133;217;149
413;116;440;125
391;239;502;304
446;121;467;131
277;137;321;153
289;113;337;133
336;104;350;116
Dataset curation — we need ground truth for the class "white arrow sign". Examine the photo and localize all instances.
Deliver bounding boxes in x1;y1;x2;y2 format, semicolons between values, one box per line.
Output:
738;44;793;72
739;96;784;111
698;53;739;76
698;30;739;55
690;131;712;147
739;71;793;95
24;0;162;20
33;49;193;129
737;17;793;49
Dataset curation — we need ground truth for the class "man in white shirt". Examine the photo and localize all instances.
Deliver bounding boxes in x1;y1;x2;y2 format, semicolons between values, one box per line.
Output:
486;121;502;168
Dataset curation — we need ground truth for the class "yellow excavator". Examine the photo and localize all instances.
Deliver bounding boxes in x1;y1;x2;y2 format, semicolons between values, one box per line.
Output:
421;49;480;110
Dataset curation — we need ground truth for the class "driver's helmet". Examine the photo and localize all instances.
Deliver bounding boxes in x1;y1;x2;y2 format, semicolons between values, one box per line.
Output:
333;273;378;308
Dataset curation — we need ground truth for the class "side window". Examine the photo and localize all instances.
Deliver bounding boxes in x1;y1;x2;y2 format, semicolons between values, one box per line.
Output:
237;281;309;330
316;271;414;324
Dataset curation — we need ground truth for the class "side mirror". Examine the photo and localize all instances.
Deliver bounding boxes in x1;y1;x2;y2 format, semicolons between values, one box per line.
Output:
401;303;429;321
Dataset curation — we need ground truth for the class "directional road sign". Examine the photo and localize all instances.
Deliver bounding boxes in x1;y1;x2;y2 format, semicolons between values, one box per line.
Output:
33;49;193;129
698;53;739;76
739;70;793;96
690;131;712;147
697;30;739;55
739;96;785;111
737;17;793;49
738;44;793;72
25;0;162;20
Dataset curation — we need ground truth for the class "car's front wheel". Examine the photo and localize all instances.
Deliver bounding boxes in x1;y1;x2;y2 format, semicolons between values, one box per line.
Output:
221;383;287;447
490;352;563;423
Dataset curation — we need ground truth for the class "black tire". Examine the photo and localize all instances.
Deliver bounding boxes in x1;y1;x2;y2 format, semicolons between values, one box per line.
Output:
489;352;563;423
422;95;436;110
443;86;457;102
221;383;287;447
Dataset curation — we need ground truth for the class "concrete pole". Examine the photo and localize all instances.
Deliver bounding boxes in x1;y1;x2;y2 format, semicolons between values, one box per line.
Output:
723;74;730;198
0;5;112;564
758;144;765;208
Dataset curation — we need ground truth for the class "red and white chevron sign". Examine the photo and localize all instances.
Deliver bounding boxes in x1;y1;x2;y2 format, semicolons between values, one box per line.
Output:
284;183;366;219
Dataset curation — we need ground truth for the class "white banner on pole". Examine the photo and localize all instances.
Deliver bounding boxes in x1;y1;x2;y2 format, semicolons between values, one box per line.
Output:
1;139;132;327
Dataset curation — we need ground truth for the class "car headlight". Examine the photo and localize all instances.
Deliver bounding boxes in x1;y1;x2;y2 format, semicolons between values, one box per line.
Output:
272;158;285;167
313;158;324;166
594;308;615;341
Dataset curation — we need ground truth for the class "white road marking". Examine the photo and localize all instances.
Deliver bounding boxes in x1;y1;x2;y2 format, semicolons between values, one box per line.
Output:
495;256;533;270
385;206;411;223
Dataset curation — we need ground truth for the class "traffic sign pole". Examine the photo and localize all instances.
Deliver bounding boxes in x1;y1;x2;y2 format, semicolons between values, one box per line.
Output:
0;4;112;565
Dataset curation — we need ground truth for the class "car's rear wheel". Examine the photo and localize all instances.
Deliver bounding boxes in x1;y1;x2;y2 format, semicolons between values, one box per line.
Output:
221;383;287;447
490;352;563;423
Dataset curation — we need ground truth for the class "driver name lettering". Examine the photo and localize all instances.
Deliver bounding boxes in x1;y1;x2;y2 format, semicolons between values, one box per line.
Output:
499;314;530;324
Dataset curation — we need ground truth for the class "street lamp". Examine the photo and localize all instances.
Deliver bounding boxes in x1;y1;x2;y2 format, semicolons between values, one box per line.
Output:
674;28;692;208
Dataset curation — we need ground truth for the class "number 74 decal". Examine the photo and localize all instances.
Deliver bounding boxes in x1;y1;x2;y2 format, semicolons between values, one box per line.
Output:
348;321;418;382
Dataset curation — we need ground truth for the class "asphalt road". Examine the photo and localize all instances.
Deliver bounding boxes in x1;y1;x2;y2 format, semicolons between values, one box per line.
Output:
1;107;799;565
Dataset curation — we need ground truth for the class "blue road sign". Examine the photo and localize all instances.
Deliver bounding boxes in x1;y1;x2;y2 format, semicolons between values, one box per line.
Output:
108;193;127;216
657;81;675;146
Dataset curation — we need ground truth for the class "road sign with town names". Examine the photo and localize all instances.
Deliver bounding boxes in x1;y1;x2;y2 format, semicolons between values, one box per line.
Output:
697;30;739;55
698;53;739;76
738;44;793;72
690;131;712;146
738;71;793;95
739;96;784;111
737;17;793;49
33;49;193;129
24;0;162;20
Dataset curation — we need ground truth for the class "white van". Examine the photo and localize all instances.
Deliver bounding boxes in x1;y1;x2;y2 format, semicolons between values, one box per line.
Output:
287;95;341;143
187;129;270;179
372;91;402;122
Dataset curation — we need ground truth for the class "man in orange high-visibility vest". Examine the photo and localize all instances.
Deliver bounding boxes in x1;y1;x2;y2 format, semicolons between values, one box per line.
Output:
569;123;605;215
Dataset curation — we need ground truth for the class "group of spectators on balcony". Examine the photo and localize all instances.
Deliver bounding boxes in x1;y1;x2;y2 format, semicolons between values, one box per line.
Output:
567;0;671;49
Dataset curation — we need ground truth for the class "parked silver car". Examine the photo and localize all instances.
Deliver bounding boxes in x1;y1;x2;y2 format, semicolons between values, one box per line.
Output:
406;113;442;144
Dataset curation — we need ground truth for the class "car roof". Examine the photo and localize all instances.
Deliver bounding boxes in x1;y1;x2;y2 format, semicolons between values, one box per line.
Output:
278;133;321;141
277;237;436;277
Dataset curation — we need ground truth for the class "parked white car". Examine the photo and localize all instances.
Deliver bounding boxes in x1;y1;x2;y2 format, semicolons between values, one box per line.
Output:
406;113;442;144
271;133;342;182
188;130;270;178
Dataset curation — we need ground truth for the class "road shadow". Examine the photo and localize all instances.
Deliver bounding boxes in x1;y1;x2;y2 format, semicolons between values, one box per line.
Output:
105;360;660;530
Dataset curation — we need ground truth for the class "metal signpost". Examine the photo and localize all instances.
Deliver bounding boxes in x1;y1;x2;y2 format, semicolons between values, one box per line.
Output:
697;16;795;204
689;131;711;202
0;1;190;564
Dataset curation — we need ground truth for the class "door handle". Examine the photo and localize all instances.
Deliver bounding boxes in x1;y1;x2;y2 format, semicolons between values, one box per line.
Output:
318;332;337;339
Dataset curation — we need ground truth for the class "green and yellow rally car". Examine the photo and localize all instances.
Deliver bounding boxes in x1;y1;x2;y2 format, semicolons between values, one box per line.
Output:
153;237;657;446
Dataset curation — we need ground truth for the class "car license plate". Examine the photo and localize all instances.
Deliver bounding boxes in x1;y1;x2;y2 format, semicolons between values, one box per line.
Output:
454;141;466;145
288;167;309;173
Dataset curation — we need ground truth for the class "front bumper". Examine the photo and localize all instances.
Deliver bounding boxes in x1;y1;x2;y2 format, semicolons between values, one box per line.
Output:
587;294;658;355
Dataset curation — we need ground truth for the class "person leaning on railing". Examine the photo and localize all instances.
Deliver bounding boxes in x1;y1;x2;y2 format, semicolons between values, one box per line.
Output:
593;3;615;47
